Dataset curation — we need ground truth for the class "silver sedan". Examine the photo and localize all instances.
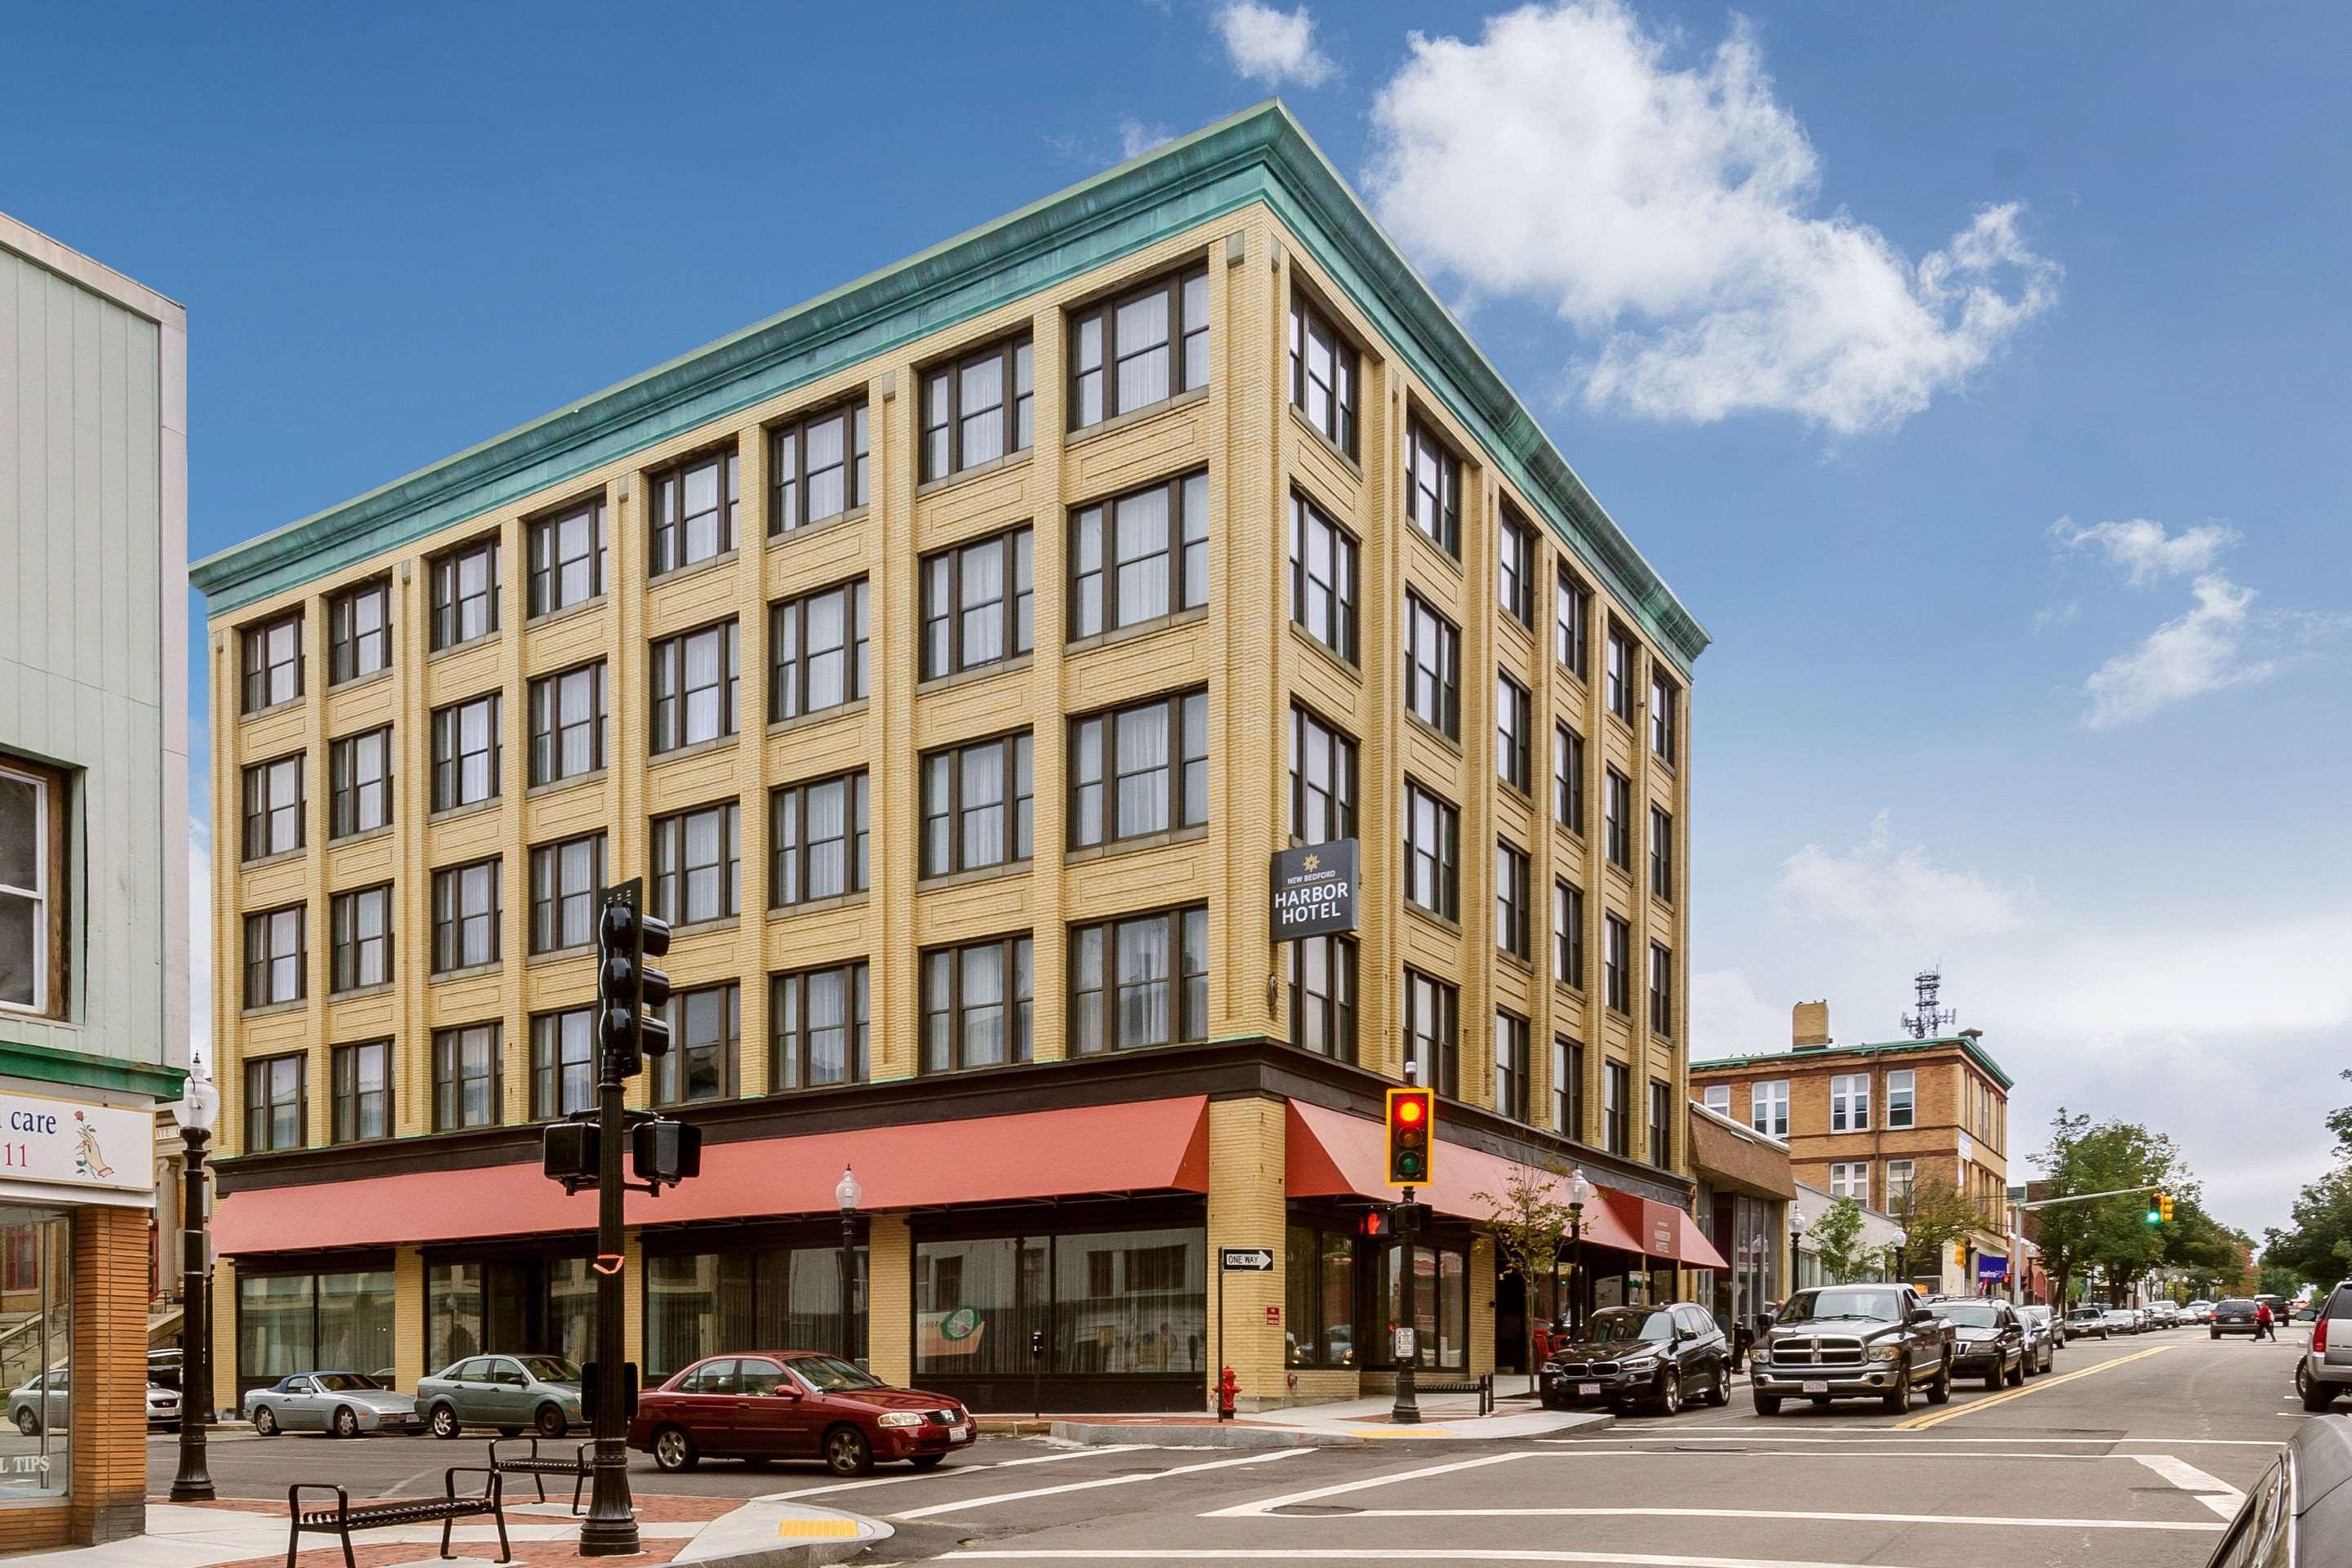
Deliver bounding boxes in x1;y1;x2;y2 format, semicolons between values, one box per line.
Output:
244;1371;419;1437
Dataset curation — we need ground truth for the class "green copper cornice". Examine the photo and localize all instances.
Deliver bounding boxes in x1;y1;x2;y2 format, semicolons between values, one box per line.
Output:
0;1037;187;1101
192;100;1708;672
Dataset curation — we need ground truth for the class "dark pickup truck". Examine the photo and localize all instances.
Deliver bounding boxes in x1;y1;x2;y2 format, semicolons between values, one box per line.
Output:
1751;1283;1956;1415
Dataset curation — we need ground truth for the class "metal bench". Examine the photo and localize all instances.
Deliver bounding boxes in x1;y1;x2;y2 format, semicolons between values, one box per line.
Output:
286;1467;510;1568
1410;1372;1494;1415
489;1435;592;1514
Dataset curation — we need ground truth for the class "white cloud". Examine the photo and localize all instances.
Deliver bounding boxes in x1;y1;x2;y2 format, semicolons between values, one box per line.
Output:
2082;572;2275;728
2053;515;2241;585
1216;2;1337;88
187;818;211;1071
1118;118;1174;160
1690;968;1785;1058
1775;810;2028;942
1363;1;2058;434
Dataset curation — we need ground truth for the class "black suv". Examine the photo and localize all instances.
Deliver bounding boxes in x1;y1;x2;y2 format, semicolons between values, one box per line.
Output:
1539;1303;1731;1417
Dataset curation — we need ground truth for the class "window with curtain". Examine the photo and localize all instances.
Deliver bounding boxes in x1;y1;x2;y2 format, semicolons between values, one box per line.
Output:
1289;935;1356;1062
1069;470;1209;637
1495;841;1530;960
1403;782;1459;919
1069;689;1208;849
771;581;869;722
923;334;1034;480
1555;1037;1584;1136
1289;291;1356;456
1068;906;1208;1054
329;884;391;992
1496;673;1531;791
430;857;501;972
528;662;605;785
1650;806;1675;900
771;772;868;907
429;537;499;650
1289;492;1356;661
243;904;304;1008
528;832;605;954
1604;768;1632;867
1555;724;1585;834
329;725;393;838
242;754;303;859
770;966;866;1091
1403;970;1458;1098
1069;264;1209;429
241;610;304;712
1289;706;1356;843
1405;417;1462;556
649;801;739;926
1494;1011;1530;1120
920;936;1032;1074
531;1006;595;1120
527;500;604;617
649;620;739;753
244;1053;305;1151
659;982;741;1104
432;1022;501;1129
921;524;1033;679
648;447;738;575
1404;593;1460;736
1553;880;1584;989
430;693;501;811
331;1040;390;1143
1603;915;1629;1013
1498;510;1536;626
920;733;1033;877
327;580;390;684
768;401;870;534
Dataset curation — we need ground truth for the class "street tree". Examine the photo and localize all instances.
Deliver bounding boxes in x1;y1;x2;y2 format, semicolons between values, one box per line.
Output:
1808;1196;1884;1284
2030;1108;2185;1306
1474;1158;1576;1379
1891;1176;1979;1282
2262;1073;2352;1286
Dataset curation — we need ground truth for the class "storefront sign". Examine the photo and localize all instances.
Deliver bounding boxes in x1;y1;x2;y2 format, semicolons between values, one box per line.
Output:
1270;840;1357;942
1976;1254;2009;1282
0;1090;154;1200
1265;1305;1281;1324
1221;1246;1276;1272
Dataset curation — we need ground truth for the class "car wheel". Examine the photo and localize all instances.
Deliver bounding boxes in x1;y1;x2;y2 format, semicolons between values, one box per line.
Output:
652;1425;697;1472
2299;1364;2336;1413
2212;1330;2221;1341
1753;1392;1782;1416
1927;1360;1953;1405
14;1407;38;1437
2021;1350;2036;1379
825;1424;875;1477
534;1405;568;1440
332;1405;360;1440
1984;1365;2003;1389
908;1454;947;1470
429;1403;461;1440
2006;1354;2025;1388
1705;1365;1731;1407
1653;1368;1682;1417
253;1405;277;1437
1880;1367;1910;1414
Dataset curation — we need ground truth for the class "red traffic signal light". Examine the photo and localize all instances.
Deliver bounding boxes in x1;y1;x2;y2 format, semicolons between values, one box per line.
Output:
1385;1088;1434;1187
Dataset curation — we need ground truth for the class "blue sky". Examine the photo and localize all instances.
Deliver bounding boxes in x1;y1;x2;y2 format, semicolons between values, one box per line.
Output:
9;1;2344;1235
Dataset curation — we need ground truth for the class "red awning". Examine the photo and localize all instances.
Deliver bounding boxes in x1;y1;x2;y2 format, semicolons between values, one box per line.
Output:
1607;1192;1729;1270
216;1096;1211;1256
1284;1101;1648;1254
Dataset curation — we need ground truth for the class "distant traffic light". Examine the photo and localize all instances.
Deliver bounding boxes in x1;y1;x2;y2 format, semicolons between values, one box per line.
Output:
2158;1192;2176;1224
597;884;672;1080
1385;1087;1434;1187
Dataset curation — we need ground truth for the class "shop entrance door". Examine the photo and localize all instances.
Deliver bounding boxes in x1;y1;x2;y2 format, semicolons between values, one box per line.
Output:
1494;1272;1528;1373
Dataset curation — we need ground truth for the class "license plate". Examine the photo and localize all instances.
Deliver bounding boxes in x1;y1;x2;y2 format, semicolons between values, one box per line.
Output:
1578;1382;1601;1396
1802;1380;1829;1395
948;1422;971;1441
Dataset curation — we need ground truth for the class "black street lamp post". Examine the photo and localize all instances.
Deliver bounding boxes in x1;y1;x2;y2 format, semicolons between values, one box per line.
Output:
168;1068;221;1503
1565;1168;1594;1336
835;1165;862;1364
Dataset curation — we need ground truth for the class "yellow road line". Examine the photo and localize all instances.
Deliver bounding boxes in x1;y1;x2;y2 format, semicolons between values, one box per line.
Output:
1898;1343;2175;1429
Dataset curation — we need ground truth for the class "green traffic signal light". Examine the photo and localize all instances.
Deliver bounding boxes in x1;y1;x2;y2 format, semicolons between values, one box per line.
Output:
2145;1206;2162;1226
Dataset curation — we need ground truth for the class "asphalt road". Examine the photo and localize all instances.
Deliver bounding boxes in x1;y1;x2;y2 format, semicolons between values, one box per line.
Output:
151;1325;2315;1566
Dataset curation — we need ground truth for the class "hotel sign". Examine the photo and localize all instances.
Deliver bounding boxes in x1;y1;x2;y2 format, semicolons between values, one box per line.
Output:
1270;840;1357;942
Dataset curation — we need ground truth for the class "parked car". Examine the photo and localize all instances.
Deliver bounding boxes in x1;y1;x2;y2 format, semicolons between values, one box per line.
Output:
630;1352;975;1477
2183;1299;2215;1325
2100;1308;2140;1336
2018;1305;2061;1368
2256;1294;2293;1329
244;1371;420;1437
147;1348;183;1392
2212;1298;2263;1338
416;1355;583;1440
7;1370;179;1434
1538;1303;1731;1416
2202;1404;2352;1566
2147;1302;2180;1329
2065;1306;2110;1340
1750;1283;1953;1415
1942;1299;2028;1388
2294;1281;2352;1412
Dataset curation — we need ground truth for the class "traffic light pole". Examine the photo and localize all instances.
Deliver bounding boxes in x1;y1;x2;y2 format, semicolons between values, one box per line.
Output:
579;889;639;1557
1390;1186;1420;1426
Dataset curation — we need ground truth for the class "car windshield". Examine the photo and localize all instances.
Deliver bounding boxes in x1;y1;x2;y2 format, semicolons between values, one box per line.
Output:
792;1356;885;1393
1778;1288;1904;1324
519;1357;578;1383
1584;1309;1675;1344
1944;1303;2002;1329
311;1374;381;1392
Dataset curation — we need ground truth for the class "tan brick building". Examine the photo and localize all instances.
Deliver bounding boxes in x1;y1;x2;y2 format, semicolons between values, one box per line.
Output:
1690;1001;2014;1295
189;104;1713;1413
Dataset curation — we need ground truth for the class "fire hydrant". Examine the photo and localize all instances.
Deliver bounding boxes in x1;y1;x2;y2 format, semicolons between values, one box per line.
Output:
1217;1364;1239;1421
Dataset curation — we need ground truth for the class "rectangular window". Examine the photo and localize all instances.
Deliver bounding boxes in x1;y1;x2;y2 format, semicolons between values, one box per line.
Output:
1556;568;1590;679
1288;934;1356;1062
1285;1222;1358;1370
772;965;868;1090
242;904;304;1009
1887;1069;1916;1129
1494;1010;1530;1120
768;401;869;535
1829;1162;1867;1202
1498;510;1536;626
527;499;604;617
649;801;739;927
1604;1061;1630;1156
920;938;1031;1075
1495;840;1530;960
430;693;501;811
1069;263;1209;429
1606;626;1637;723
658;982;742;1104
1553;880;1584;988
1750;1080;1789;1138
328;726;393;838
1496;673;1531;791
431;1022;501;1130
1886;1158;1915;1208
1069;690;1208;849
329;884;392;993
430;857;501;972
923;335;1033;480
1402;782;1459;920
1069;469;1208;638
650;619;740;752
770;582;867;723
327;580;390;684
1603;914;1630;1013
1404;417;1461;556
1650;805;1674;900
1;760;60;1017
1402;969;1459;1099
530;1006;596;1120
770;772;867;908
921;525;1033;679
331;1040;390;1144
920;732;1033;877
1650;1078;1672;1166
1648;942;1673;1036
1555;724;1584;833
1701;1083;1730;1116
1650;669;1680;765
1068;906;1208;1054
1404;592;1461;737
1288;292;1356;456
1604;768;1631;868
1831;1072;1872;1133
1289;706;1356;844
241;610;304;713
243;1054;305;1151
241;754;304;860
528;662;606;785
1554;1037;1584;1135
429;537;499;650
648;446;738;575
528;832;605;954
1289;492;1357;662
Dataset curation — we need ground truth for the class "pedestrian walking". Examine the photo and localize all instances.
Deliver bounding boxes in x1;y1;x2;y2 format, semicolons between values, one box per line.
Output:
2256;1300;2275;1341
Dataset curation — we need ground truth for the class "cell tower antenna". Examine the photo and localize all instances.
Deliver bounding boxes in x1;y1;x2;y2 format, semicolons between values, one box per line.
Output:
1901;968;1956;1040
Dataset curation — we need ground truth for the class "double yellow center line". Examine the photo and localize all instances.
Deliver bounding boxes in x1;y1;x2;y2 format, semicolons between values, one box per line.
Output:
1896;1343;2176;1429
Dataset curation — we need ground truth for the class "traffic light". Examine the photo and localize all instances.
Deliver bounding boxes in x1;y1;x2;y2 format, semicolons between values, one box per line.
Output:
597;883;672;1081
2159;1192;2176;1223
1385;1087;1434;1187
2145;1191;2164;1227
1359;1209;1395;1239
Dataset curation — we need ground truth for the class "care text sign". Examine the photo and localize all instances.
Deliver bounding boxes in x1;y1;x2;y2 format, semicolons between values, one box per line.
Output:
0;1090;154;1196
1270;840;1358;942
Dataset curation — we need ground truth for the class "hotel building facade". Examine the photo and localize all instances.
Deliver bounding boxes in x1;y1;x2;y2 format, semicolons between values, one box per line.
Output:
192;105;1714;1413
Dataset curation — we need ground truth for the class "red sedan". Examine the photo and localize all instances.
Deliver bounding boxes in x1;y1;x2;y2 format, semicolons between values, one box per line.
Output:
628;1352;976;1477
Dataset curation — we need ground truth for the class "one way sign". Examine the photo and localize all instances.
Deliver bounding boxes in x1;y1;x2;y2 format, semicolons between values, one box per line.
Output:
1220;1246;1276;1272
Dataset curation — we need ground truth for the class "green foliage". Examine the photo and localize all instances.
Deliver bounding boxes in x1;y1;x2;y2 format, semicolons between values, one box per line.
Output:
1891;1175;1979;1276
2029;1108;2185;1307
1474;1159;1578;1371
1808;1196;1885;1284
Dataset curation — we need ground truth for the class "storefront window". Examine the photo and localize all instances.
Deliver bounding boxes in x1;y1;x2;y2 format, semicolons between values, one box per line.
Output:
428;1262;485;1373
914;1236;1046;1379
644;1243;867;1381
239;1267;396;1391
239;1273;315;1383
1284;1223;1356;1369
428;1254;626;1374
315;1271;396;1377
1054;1227;1205;1376
1372;1241;1468;1370
0;1209;69;1503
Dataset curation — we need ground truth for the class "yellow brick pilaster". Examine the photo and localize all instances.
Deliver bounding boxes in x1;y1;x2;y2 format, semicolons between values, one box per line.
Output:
866;1213;911;1385
1205;1096;1285;1412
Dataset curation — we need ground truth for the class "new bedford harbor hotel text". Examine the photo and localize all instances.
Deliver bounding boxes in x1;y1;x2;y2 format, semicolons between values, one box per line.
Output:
190;104;1720;1414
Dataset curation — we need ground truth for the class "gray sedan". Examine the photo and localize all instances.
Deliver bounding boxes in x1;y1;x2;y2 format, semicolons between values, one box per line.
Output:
244;1372;418;1437
416;1354;583;1440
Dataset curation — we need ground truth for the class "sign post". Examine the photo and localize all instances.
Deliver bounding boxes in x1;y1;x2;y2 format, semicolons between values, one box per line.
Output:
1216;1245;1276;1421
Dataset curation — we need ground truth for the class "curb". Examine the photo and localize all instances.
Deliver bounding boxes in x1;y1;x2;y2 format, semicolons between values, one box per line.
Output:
1049;1420;1364;1449
670;1503;890;1567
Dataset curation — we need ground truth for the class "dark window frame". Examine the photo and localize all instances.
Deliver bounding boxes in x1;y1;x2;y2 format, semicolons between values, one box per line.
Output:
1554;1036;1584;1137
529;1006;596;1120
526;498;605;618
243;1052;306;1152
1496;672;1531;792
769;966;866;1093
240;754;305;861
430;692;502;812
1405;416;1463;557
658;980;743;1105
428;536;500;651
1402;969;1459;1100
648;444;740;577
528;661;606;786
1068;688;1209;850
649;618;741;754
1494;1009;1530;1121
328;882;393;994
431;1021;502;1131
328;725;394;839
1650;805;1674;901
330;1039;390;1145
1495;840;1531;960
430;856;502;973
242;902;305;1009
1288;705;1357;843
1555;724;1585;835
1649;1076;1673;1166
1557;568;1591;679
1649;942;1674;1038
767;399;871;537
1068;262;1210;430
1553;880;1584;990
1605;625;1637;724
769;772;869;909
1498;509;1536;626
768;581;868;724
1068;469;1209;639
1288;933;1356;1063
919;731;1034;879
528;831;607;955
1650;668;1681;766
1604;768;1632;868
1604;1060;1631;1156
648;800;741;927
1289;491;1358;662
921;524;1034;679
1603;914;1631;1013
1067;904;1210;1056
922;334;1035;482
1403;780;1460;920
1404;591;1461;737
1288;289;1358;457
920;936;1033;1076
327;580;390;685
240;610;304;714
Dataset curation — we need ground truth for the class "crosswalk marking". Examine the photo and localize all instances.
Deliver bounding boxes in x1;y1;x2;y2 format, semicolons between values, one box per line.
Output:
893;1448;1312;1521
759;1443;1149;1502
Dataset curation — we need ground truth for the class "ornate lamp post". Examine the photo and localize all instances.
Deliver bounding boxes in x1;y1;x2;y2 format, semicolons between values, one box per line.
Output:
1565;1168;1594;1335
168;1067;220;1503
835;1165;862;1365
1788;1209;1808;1294
1892;1227;1909;1287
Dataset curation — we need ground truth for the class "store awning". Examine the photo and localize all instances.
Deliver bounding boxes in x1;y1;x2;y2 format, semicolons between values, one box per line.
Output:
1609;1192;1729;1270
1283;1101;1648;1254
216;1095;1211;1256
